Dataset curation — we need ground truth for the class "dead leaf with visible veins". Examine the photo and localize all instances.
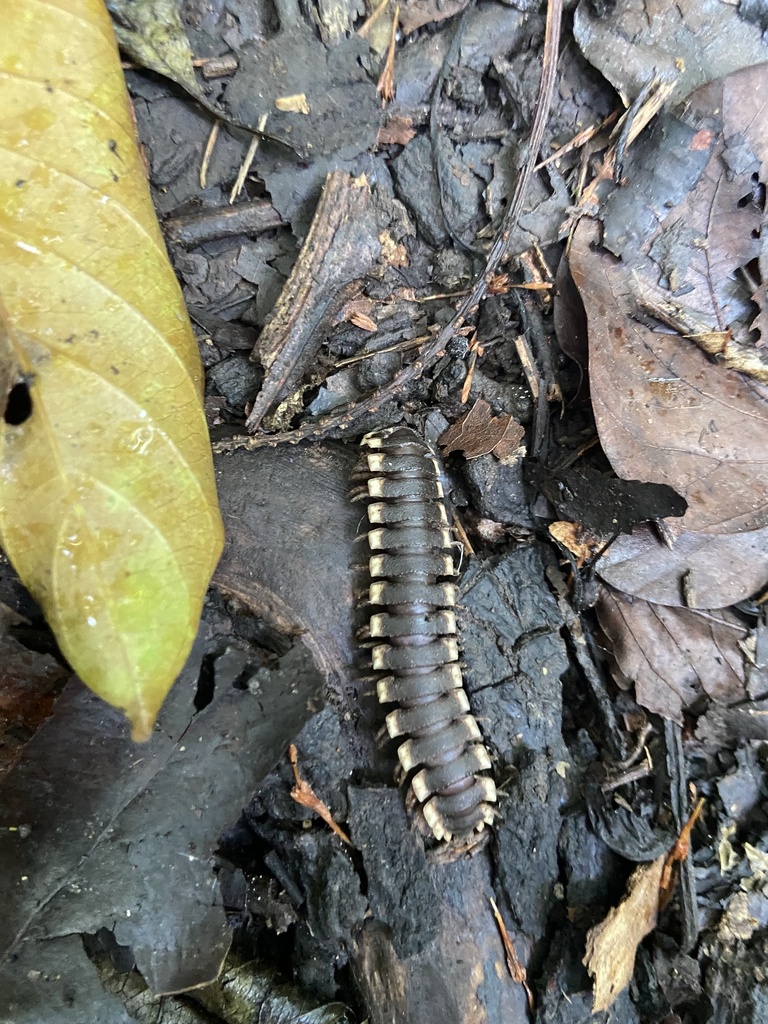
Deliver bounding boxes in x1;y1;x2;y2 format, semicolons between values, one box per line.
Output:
584;855;665;1013
596;523;768;609
569;64;768;535
440;399;524;460
596;587;749;723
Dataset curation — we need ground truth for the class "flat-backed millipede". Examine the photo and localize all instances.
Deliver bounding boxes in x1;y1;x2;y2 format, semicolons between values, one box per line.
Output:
352;425;496;847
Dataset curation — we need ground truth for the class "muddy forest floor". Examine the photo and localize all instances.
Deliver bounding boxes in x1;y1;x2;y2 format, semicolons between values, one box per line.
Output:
2;2;768;1023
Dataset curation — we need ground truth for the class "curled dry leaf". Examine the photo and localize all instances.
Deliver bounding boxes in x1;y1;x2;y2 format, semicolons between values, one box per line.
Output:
548;521;604;567
596;588;748;724
570;64;768;534
584;854;665;1013
440;398;524;460
0;0;224;739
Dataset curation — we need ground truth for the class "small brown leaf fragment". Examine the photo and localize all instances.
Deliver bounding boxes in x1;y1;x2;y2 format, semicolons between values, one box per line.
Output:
289;743;351;845
274;93;310;114
486;273;511;295
350;312;377;332
340;297;377;332
596;587;748;723
194;53;238;79
549;521;604;567
584;854;665;1013
377;115;416;147
440;399;523;460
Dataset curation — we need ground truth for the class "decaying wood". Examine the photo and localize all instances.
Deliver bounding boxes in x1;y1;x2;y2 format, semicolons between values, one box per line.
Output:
351;855;528;1024
211;442;358;681
164;198;285;247
245;170;383;432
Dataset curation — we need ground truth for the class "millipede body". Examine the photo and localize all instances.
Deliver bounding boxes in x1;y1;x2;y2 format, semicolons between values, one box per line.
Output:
353;426;496;846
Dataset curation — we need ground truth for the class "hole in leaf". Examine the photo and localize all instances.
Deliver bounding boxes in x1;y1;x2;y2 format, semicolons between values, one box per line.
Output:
737;174;765;210
194;654;216;711
4;381;32;425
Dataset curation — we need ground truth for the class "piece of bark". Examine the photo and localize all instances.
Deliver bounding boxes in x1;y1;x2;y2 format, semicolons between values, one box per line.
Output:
164;199;285;247
245;171;382;431
212;441;358;681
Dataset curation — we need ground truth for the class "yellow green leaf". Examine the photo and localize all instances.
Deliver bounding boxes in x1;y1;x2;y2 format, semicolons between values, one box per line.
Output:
0;0;224;740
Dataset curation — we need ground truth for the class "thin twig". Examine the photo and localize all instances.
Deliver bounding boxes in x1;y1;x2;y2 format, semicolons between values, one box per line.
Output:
335;333;431;367
358;0;390;38
200;120;220;188
230;113;269;203
534;110;618;170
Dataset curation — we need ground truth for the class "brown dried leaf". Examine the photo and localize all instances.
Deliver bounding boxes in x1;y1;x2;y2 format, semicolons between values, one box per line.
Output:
584;855;665;1013
570;226;768;534
340;296;378;334
597;524;768;609
596;588;749;723
440;399;524;460
570;64;768;534
377;115;416;147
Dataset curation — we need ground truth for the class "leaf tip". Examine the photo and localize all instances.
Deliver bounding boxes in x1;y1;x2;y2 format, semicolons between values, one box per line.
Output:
129;712;155;744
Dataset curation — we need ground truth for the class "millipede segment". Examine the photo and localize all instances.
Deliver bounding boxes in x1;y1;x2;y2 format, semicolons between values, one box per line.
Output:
356;426;496;846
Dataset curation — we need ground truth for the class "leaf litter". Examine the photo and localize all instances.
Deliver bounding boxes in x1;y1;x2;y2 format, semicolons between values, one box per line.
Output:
3;2;768;1021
